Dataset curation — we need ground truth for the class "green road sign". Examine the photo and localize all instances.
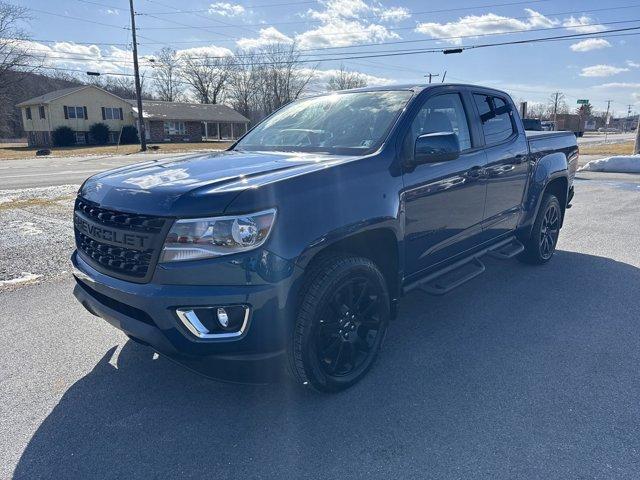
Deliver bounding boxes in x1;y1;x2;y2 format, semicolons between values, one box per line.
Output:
577;99;589;104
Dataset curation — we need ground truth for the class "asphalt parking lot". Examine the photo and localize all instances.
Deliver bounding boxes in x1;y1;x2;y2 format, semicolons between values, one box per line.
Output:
1;170;639;479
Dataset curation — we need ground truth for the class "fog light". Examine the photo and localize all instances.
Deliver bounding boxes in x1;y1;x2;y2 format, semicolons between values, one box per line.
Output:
217;308;229;328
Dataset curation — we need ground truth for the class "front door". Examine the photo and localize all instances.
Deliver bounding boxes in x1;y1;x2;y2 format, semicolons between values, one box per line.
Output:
402;91;487;279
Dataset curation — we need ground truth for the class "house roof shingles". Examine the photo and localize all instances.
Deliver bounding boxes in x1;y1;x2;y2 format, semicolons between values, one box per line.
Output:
127;100;249;123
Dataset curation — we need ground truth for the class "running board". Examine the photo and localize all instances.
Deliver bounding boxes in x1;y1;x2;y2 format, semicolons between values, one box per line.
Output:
403;236;519;296
419;257;485;295
487;238;524;260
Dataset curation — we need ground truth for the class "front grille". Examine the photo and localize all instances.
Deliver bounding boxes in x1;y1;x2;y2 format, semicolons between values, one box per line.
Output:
74;198;168;281
75;198;165;233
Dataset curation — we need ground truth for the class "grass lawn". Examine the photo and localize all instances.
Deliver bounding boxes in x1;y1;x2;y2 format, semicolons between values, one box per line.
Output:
0;141;233;160
579;141;635;156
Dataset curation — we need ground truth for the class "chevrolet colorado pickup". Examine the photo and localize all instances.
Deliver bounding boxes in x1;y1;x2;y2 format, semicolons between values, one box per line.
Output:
72;84;577;392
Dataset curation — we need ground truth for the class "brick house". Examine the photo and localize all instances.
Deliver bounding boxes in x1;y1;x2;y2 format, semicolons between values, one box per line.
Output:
130;100;250;143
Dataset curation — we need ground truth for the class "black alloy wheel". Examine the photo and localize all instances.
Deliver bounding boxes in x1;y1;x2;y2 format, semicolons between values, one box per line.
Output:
539;201;560;260
288;254;390;392
518;192;562;265
314;276;384;378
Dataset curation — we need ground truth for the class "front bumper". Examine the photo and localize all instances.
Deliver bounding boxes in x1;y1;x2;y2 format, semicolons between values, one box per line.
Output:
72;250;302;380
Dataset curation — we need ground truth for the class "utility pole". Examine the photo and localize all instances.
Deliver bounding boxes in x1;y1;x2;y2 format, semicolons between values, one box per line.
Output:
424;73;440;84
552;92;561;129
129;0;147;151
604;100;612;144
635;110;640;154
625;104;632;133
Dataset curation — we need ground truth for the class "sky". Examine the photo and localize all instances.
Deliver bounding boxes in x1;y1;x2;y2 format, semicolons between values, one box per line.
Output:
17;0;640;117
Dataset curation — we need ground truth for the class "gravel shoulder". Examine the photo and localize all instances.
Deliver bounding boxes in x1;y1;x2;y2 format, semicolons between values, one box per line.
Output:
0;185;78;289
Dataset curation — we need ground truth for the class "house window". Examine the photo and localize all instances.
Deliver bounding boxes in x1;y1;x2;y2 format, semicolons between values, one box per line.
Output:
103;107;122;120
39;106;46;119
26;107;32;120
66;106;85;119
164;121;186;135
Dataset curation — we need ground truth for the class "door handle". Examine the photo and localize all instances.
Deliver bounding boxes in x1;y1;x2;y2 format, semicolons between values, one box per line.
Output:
466;166;483;179
514;154;526;164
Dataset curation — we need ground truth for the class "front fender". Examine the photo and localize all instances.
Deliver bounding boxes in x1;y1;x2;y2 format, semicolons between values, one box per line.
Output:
520;152;568;233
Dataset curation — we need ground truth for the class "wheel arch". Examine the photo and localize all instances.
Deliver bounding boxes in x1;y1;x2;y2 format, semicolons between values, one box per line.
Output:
298;228;401;309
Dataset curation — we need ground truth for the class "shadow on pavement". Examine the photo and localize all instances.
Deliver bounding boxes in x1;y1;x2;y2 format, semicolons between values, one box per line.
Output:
13;251;640;479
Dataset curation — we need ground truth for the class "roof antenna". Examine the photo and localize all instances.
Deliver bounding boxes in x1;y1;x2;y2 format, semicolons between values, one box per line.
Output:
441;71;447;83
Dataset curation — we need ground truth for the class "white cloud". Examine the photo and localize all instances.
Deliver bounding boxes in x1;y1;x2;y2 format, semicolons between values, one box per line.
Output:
415;9;557;44
377;6;410;22
236;27;293;49
104;8;119;15
594;82;640;89
296;19;398;49
310;67;394;87
175;45;234;58
562;15;605;33
569;38;611;52
580;64;629;77
626;60;640;68
208;2;245;17
296;0;401;48
21;41;136;74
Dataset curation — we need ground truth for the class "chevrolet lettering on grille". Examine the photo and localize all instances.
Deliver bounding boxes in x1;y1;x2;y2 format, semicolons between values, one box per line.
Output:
74;212;153;250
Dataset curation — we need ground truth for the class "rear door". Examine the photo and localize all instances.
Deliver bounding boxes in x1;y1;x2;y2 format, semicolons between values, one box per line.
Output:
401;89;487;278
471;92;530;239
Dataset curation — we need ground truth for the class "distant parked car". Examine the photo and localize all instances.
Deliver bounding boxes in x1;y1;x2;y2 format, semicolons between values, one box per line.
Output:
598;127;620;133
541;121;555;131
522;118;543;131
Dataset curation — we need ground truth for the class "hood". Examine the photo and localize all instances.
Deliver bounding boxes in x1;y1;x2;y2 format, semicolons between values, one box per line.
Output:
79;150;356;217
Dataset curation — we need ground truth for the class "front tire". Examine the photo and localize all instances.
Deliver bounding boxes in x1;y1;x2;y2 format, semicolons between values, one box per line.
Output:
519;193;562;265
287;254;390;393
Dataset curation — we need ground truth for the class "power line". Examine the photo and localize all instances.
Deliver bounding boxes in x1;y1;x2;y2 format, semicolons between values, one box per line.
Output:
140;0;549;15
16;27;640;71
27;7;130;30
17;25;640;66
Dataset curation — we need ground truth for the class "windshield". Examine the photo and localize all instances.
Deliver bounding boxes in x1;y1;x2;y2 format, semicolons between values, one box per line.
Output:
235;90;413;155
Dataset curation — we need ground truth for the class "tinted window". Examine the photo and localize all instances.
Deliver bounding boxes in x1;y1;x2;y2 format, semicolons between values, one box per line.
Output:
405;93;472;154
474;94;515;145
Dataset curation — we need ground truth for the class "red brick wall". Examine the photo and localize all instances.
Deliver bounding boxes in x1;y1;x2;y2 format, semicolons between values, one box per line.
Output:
148;120;202;143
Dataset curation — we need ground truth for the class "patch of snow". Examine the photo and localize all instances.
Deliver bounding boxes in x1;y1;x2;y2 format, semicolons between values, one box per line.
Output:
0;272;42;287
579;155;640;173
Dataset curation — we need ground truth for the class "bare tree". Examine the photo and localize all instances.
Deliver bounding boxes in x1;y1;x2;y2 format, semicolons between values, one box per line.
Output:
227;51;259;120
256;43;315;115
90;73;152;100
0;2;40;136
180;54;233;104
327;64;368;91
153;47;181;102
547;92;568;118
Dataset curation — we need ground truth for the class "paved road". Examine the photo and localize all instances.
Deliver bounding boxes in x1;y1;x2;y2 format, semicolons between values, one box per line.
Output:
1;174;639;479
578;132;635;145
0;151;212;190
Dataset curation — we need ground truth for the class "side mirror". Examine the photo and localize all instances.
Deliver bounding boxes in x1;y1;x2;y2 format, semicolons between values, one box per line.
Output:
413;132;460;164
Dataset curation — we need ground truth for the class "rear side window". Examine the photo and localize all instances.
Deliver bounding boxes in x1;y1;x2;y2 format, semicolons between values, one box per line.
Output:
404;93;472;154
474;94;515;145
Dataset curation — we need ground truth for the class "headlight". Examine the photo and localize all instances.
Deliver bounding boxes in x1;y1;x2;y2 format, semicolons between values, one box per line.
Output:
160;209;276;262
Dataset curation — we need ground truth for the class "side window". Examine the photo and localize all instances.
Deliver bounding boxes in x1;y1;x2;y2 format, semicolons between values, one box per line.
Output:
404;93;472;155
473;94;515;145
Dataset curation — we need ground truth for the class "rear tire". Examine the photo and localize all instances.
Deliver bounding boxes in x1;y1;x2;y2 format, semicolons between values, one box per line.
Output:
518;193;562;265
287;254;390;393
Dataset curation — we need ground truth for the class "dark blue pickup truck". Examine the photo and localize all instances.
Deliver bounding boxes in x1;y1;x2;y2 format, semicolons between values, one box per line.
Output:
72;84;578;392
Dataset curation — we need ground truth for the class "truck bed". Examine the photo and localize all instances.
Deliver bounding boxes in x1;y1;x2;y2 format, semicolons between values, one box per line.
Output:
526;130;579;186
